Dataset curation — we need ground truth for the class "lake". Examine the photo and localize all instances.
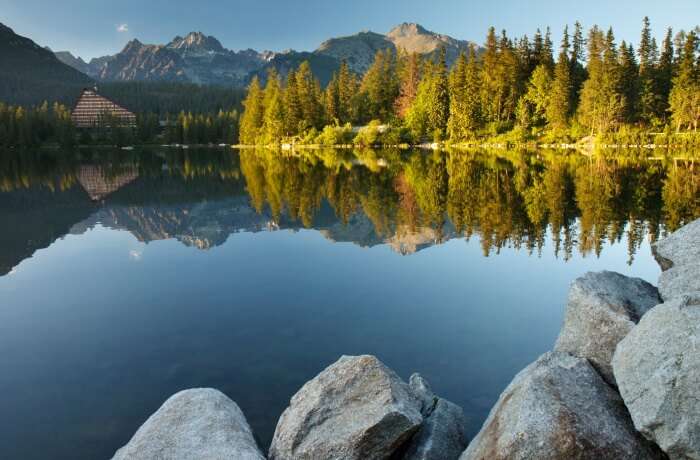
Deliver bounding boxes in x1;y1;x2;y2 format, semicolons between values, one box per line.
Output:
0;147;696;459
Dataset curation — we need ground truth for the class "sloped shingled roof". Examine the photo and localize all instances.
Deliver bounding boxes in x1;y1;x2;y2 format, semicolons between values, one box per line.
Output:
71;88;136;128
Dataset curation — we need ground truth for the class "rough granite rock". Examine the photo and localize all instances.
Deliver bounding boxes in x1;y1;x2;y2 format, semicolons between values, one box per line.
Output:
554;270;660;385
268;355;424;460
111;388;265;460
402;373;468;460
658;263;700;302
652;219;700;301
612;293;700;459
652;218;700;271
460;352;664;460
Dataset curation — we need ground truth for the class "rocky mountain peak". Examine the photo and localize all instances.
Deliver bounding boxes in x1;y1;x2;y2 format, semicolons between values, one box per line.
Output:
167;31;224;53
387;22;430;38
122;38;145;53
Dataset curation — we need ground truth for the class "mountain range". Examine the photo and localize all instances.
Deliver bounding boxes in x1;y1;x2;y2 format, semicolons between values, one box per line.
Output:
52;22;479;86
0;21;479;104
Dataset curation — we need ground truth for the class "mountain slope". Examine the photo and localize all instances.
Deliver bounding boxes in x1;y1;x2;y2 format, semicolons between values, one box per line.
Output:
0;23;92;105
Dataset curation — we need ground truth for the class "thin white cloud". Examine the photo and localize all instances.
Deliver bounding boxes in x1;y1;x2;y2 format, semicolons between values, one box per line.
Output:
117;23;129;33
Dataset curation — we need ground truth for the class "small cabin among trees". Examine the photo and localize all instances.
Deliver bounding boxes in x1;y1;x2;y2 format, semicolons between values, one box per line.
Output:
71;88;136;128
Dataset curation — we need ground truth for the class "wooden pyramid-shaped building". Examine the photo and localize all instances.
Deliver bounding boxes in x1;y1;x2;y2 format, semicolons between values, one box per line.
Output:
71;87;136;128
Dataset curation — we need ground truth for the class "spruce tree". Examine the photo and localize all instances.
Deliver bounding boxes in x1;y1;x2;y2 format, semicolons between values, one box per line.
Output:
656;28;675;119
548;26;573;130
638;17;659;123
619;41;639;122
447;52;468;140
669;30;699;131
570;21;587;108
284;69;302;134
239;76;264;144
578;26;624;134
429;47;450;139
261;69;284;144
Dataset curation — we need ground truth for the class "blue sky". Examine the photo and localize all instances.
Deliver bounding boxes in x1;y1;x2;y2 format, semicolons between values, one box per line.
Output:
1;0;698;59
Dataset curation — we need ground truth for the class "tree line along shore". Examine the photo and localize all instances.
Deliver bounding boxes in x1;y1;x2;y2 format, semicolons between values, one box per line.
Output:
1;18;699;150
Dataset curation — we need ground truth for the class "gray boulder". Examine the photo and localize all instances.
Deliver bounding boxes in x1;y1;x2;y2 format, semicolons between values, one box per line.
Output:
403;373;468;460
652;218;700;271
612;293;700;459
460;352;663;460
112;388;265;460
554;270;660;385
268;355;423;460
652;219;700;300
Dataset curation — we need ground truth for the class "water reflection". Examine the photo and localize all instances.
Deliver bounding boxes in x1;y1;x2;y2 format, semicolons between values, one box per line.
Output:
0;146;697;460
1;147;697;276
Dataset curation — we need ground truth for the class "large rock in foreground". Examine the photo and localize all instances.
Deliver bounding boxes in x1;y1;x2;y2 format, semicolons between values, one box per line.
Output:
269;355;424;460
460;352;663;460
613;293;700;459
112;388;265;460
554;270;660;385
403;373;468;460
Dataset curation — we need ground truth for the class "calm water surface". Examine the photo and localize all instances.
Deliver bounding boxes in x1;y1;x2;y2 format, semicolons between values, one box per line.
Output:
0;147;697;459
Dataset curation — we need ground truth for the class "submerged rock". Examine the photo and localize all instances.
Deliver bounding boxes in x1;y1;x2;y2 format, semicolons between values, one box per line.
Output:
268;355;423;460
402;373;468;460
554;270;660;385
460;352;663;460
613;293;700;459
111;388;265;460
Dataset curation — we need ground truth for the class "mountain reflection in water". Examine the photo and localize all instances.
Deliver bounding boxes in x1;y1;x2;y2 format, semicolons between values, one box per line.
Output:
1;147;697;276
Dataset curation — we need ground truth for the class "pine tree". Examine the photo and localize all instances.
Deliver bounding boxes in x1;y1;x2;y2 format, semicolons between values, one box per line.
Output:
261;69;284;144
239;76;264;144
447;52;468;140
522;64;552;128
669;30;700;131
547;26;573;129
656;28;675;120
619;41;639;122
481;27;501;123
637;17;659;123
284;69;302;135
337;60;357;123
570;21;587;107
429;47;450;139
296;61;323;131
324;72;340;124
578;26;624;134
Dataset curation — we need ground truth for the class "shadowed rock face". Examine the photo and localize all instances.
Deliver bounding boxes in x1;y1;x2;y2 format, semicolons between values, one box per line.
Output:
269;355;424;460
613;293;700;460
111;388;265;460
554;270;660;385
403;374;468;460
460;352;664;460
